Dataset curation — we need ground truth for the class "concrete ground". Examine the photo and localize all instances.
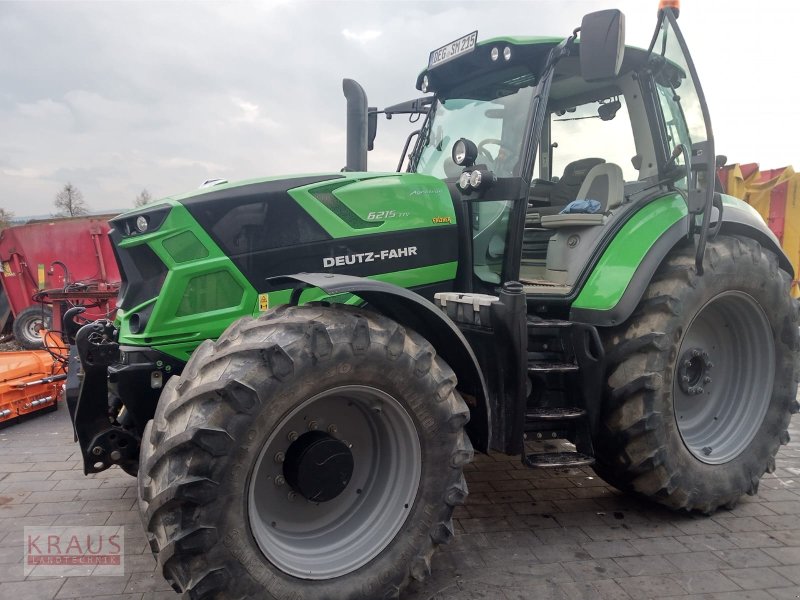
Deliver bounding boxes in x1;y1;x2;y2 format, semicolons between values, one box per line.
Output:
1;405;798;600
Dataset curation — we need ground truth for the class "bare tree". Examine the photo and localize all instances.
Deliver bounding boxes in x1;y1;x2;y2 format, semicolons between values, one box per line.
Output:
54;182;88;217
0;208;14;230
134;188;152;207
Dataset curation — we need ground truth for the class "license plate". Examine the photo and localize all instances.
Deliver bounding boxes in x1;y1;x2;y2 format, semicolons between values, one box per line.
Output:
428;31;478;69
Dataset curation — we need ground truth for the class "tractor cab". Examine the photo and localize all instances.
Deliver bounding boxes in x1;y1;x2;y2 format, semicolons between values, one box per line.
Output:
391;7;716;310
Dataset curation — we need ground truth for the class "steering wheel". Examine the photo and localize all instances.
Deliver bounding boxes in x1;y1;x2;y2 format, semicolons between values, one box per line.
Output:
477;139;517;176
477;138;502;162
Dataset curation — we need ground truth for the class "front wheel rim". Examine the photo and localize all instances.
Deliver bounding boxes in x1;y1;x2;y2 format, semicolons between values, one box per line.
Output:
673;291;775;464
248;385;422;580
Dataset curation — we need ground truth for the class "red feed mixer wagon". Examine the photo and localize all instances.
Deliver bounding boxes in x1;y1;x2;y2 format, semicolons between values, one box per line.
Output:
0;215;121;426
0;215;121;349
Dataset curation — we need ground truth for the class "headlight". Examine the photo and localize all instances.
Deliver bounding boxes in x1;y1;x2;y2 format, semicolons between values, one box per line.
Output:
128;312;146;334
469;170;483;188
490;47;499;61
110;204;171;238
458;171;472;191
452;138;478;167
466;168;495;192
421;75;429;93
503;46;512;61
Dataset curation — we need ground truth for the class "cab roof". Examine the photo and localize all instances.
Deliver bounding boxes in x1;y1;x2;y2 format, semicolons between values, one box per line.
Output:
416;35;653;103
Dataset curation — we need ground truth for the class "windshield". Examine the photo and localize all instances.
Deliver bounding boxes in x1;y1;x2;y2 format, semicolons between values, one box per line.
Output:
413;83;536;179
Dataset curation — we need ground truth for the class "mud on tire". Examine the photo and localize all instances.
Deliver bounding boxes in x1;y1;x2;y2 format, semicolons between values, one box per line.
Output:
138;304;472;600
596;235;800;512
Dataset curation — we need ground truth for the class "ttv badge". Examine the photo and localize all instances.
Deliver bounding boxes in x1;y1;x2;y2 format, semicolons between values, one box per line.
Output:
258;293;269;312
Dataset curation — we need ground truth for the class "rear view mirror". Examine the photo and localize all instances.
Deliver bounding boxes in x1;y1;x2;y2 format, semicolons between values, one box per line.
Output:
580;9;625;82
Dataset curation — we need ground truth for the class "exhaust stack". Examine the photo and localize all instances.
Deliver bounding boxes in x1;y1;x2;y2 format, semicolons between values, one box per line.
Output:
343;79;368;171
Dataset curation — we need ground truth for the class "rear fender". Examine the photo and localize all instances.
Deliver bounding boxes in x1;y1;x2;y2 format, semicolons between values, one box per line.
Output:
570;193;791;327
270;273;491;452
715;194;793;274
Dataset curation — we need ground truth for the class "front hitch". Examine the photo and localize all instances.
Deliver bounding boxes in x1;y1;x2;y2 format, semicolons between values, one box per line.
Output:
66;318;140;475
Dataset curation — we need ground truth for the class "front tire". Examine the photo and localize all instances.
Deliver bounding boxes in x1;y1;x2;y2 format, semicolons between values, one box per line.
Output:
138;304;472;599
596;235;799;512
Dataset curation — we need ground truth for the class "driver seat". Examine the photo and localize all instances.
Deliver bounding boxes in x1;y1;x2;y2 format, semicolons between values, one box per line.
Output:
522;158;606;262
540;163;625;228
549;158;607;207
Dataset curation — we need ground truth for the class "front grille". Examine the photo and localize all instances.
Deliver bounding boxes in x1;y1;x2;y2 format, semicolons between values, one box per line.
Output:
111;232;168;311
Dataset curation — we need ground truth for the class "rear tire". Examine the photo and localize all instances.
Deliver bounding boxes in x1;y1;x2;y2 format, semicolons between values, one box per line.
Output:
138;304;472;599
13;305;52;350
596;235;800;512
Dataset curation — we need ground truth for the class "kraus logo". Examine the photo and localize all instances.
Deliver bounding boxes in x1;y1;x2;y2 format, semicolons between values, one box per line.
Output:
24;526;124;576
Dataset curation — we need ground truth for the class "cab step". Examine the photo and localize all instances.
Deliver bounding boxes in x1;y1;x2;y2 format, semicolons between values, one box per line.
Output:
527;319;573;328
526;407;586;421
522;451;595;468
528;362;579;373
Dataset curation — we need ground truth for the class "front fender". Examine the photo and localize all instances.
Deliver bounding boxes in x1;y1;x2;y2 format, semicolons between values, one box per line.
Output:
270;273;492;453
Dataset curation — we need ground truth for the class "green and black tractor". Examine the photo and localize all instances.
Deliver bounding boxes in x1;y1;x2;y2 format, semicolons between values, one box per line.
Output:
65;4;798;599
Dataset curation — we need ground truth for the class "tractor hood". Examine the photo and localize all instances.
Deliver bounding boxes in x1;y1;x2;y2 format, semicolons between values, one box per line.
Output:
108;172;459;358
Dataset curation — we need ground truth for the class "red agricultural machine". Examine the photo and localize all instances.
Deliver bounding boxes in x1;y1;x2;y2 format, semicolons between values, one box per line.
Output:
0;215;120;349
0;215;121;425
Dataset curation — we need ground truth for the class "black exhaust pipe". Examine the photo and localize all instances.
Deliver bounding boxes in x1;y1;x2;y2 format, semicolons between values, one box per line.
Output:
343;78;368;171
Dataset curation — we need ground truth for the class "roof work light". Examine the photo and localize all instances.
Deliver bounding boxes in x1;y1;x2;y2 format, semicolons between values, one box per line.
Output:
659;0;680;15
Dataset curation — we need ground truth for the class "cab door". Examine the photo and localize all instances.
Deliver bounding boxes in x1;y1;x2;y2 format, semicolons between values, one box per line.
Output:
649;5;716;269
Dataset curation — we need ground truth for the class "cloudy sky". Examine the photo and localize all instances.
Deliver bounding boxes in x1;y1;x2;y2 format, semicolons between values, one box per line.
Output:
1;0;797;217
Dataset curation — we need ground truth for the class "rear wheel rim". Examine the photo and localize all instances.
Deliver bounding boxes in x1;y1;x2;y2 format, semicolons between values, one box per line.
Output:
248;385;421;580
673;291;775;464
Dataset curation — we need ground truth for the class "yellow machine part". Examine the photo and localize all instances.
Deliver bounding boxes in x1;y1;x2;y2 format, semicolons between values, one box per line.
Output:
721;164;800;297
